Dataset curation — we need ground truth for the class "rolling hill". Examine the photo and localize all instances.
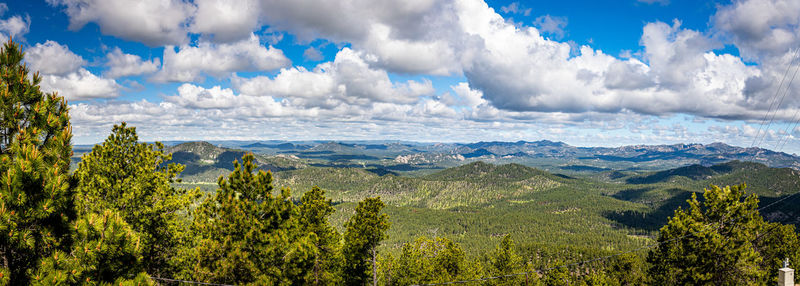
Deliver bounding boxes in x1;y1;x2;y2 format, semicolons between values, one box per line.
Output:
150;141;800;257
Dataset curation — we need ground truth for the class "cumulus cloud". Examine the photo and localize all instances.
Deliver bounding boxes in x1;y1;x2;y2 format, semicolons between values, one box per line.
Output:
166;83;285;112
22;40;120;101
190;0;261;42
713;0;800;62
448;82;485;108
233;48;435;107
712;0;800;115
47;0;195;46
453;0;773;120
25;40;85;76
603;59;654;90
254;0;464;75
0;14;29;41
153;34;290;82
104;48;160;78
641;20;720;89
35;0;800;152
40;68;120;100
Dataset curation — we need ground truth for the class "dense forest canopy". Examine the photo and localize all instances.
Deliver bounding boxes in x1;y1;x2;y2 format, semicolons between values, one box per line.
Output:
0;38;799;286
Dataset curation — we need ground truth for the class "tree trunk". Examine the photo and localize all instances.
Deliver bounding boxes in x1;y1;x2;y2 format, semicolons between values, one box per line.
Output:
314;249;320;286
372;247;377;286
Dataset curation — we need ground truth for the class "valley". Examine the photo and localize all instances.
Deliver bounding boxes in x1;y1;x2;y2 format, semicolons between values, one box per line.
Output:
147;140;800;259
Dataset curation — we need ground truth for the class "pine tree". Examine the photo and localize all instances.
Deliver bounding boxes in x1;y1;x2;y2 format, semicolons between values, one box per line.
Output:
73;123;200;277
487;235;524;286
606;253;645;286
543;264;570;286
30;210;151;285
187;154;314;285
392;236;477;285
0;38;73;284
647;184;800;285
343;197;390;286
298;186;342;285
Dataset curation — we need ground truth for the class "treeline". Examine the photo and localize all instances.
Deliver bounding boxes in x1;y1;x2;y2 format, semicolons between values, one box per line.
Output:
2;38;800;285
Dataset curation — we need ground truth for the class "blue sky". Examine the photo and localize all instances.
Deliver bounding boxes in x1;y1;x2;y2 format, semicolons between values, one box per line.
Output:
3;0;800;154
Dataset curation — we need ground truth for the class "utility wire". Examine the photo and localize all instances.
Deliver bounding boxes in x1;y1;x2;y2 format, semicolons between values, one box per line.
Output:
757;54;800;150
150;276;236;286
751;48;799;149
774;59;800;151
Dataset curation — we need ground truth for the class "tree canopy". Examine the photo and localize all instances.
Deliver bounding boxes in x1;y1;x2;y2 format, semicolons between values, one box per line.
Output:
0;38;73;285
648;184;800;285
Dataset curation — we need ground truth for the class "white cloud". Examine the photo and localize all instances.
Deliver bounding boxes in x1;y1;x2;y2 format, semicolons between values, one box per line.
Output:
233;48;435;107
32;0;800;152
48;0;195;46
0;14;29;41
303;47;323;61
641;20;719;89
713;0;800;62
153;34;290;82
603;59;654;90
533;15;567;39
448;82;485;108
254;0;463;75
24;40;120;101
190;0;261;42
104;48;160;78
25;40;85;76
166;83;285;112
40;68;120;100
500;2;531;16
447;0;773;122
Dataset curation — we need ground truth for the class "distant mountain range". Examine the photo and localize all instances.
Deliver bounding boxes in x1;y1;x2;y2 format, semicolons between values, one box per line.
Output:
154;140;800;171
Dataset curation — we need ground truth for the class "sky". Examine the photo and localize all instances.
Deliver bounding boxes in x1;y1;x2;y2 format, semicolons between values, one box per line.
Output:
3;0;800;154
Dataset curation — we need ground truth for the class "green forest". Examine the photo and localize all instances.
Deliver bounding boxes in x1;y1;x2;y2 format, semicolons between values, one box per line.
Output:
1;36;800;286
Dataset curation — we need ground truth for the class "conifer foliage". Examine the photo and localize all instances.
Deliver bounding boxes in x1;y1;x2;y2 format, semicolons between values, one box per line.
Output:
299;186;343;285
647;184;800;285
73;123;199;277
186;154;315;285
343;197;390;286
391;236;477;285
0;39;73;285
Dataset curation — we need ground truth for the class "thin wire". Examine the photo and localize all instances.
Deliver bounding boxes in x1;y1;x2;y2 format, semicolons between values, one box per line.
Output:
751;48;799;149
774;61;800;152
757;56;800;150
774;107;800;151
411;189;800;286
150;276;236;286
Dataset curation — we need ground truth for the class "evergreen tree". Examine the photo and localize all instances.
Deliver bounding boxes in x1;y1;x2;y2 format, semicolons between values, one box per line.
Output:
647;184;800;285
0;38;73;284
606;253;645;286
392;236;477;285
187;154;314;285
487;235;524;286
542;264;570;286
73;123;199;277
30;210;151;285
298;186;342;285
343;197;390;286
